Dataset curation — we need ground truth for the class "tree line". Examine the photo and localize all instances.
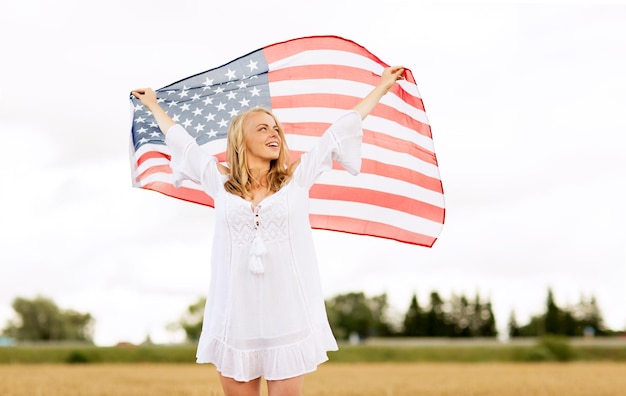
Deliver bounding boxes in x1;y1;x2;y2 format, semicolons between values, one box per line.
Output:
1;288;615;342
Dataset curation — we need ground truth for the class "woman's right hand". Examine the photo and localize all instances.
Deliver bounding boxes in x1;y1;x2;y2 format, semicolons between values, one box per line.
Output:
131;88;158;109
131;87;176;134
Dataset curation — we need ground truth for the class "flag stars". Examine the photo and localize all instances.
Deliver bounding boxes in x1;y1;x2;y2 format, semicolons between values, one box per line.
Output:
247;60;258;71
250;87;261;97
215;86;225;94
226;91;237;100
168;101;179;108
191;93;201;101
136;127;148;134
207;129;219;138
192;107;203;116
239;98;250;107
182;119;193;128
237;81;248;90
225;69;237;80
194;123;205;133
172;114;181;122
178;86;190;98
216;102;227;111
204;113;216;122
135;116;146;123
228;108;239;118
218;119;229;128
203;77;214;88
180;103;191;112
150;131;161;138
203;96;213;106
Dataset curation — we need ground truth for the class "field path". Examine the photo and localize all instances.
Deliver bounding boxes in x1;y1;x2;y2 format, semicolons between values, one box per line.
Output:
1;362;625;395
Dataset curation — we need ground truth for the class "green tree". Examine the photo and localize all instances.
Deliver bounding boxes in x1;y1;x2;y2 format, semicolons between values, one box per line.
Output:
369;293;394;337
173;297;206;342
508;310;520;338
325;292;397;340
545;288;562;335
447;294;472;337
325;292;374;340
424;291;448;337
2;296;93;342
514;289;610;337
475;297;498;337
402;293;425;336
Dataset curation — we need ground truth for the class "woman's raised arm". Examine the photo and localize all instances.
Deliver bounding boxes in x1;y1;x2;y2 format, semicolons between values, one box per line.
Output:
131;88;176;134
352;66;405;120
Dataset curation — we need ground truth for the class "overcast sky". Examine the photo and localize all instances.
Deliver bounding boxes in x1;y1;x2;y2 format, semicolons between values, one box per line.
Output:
1;0;624;346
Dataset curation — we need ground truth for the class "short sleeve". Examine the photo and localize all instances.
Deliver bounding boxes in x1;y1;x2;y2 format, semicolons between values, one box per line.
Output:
165;124;224;197
294;110;363;188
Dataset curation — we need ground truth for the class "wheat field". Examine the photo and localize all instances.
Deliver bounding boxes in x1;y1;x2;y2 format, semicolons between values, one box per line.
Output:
1;362;625;395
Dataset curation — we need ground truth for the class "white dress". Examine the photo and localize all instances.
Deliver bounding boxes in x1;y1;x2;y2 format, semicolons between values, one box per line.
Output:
165;110;363;381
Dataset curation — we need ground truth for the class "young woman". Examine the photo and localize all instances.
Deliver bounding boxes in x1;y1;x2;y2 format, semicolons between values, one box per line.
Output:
132;65;405;396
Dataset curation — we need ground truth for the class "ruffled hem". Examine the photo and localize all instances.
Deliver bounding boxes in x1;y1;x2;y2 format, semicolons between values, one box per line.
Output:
196;330;338;382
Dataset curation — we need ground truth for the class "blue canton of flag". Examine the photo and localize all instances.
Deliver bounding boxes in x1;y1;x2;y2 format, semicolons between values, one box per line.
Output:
130;49;272;150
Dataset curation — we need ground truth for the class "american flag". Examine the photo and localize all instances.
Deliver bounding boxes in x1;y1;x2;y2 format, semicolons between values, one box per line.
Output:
129;35;445;247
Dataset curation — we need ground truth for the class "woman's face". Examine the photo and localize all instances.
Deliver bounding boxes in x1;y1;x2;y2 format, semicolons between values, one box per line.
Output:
242;111;282;165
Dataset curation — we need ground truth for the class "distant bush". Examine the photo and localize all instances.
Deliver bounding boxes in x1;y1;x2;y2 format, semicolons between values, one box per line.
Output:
66;350;90;364
538;335;576;362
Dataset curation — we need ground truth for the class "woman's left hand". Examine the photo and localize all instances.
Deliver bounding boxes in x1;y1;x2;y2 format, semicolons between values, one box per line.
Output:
379;66;405;93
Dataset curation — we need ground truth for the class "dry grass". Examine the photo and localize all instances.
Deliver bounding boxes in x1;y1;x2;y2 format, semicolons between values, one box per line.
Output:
1;362;625;395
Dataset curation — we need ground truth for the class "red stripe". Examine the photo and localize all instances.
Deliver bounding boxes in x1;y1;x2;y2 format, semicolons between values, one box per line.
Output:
263;36;385;66
137;150;170;167
310;185;444;223
136;164;172;183
268;65;424;112
290;149;442;193
309;214;437;247
272;93;430;138
283;123;437;166
142;182;214;207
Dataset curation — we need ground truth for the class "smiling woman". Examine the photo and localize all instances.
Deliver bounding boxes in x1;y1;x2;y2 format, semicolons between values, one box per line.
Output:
130;66;405;396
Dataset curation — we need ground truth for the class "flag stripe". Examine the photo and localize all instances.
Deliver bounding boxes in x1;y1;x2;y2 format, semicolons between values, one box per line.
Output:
309;185;444;223
309;214;437;247
280;122;438;167
143;181;214;206
271;93;430;138
268;80;430;128
309;199;443;237
269;65;425;112
274;107;435;152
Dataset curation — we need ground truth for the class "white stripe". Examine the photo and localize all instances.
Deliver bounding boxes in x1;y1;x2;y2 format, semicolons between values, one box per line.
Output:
316;170;444;208
276;107;434;152
310;198;443;237
269;79;429;126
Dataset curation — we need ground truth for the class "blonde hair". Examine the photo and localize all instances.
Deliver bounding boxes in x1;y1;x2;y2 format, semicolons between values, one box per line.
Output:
224;107;292;200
